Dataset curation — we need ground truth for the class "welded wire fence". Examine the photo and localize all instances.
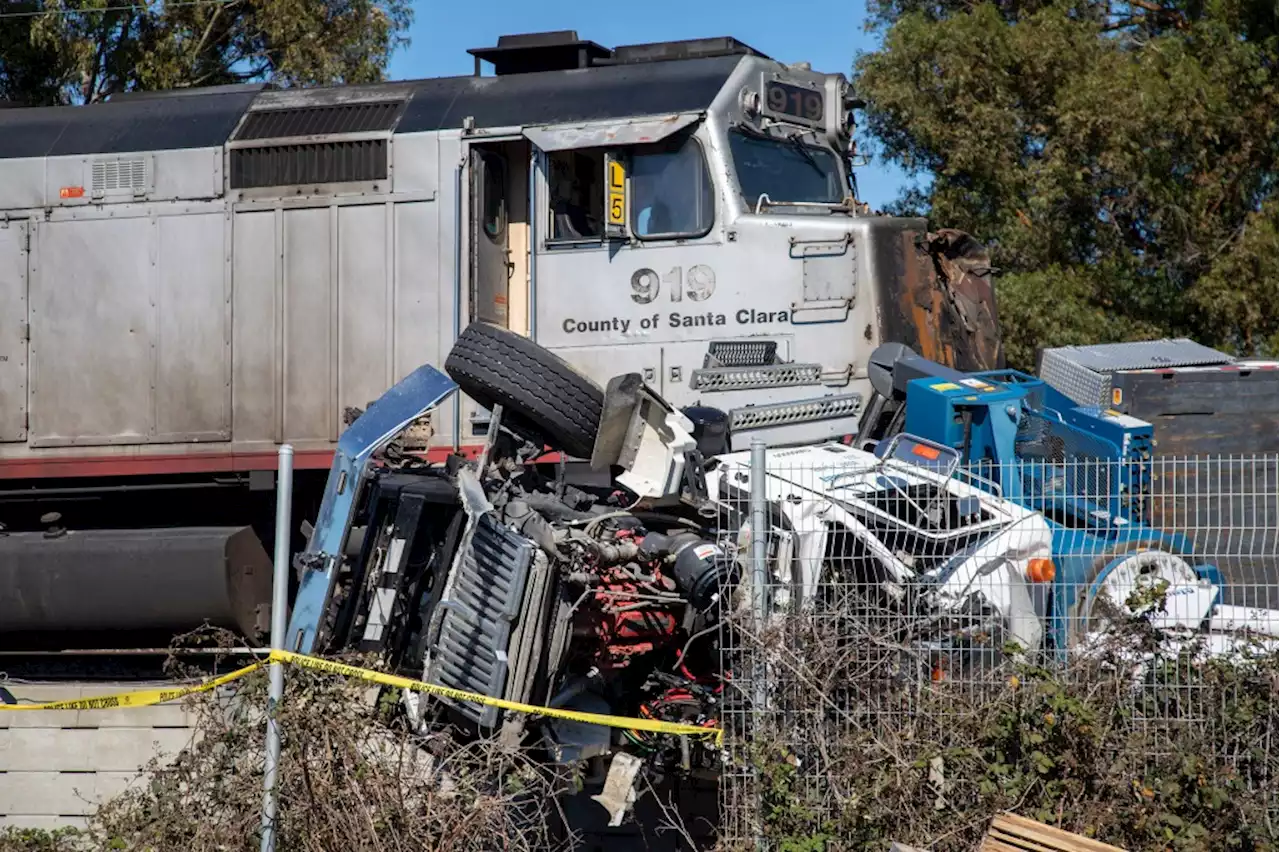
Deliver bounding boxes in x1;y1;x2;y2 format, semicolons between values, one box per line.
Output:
715;449;1279;849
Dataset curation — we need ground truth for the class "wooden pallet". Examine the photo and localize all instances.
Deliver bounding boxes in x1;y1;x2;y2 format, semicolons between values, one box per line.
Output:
980;813;1127;852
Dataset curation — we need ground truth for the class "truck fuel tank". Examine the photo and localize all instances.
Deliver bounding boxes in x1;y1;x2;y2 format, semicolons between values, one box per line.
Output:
0;526;272;643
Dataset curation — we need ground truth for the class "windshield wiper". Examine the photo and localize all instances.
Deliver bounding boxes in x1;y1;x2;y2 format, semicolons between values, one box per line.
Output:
787;132;826;177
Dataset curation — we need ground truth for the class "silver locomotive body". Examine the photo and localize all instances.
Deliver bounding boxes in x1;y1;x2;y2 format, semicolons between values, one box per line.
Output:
0;32;998;644
0;31;998;478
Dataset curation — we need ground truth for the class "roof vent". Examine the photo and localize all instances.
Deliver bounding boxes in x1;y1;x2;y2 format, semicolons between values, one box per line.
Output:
102;83;271;102
467;30;612;76
611;37;769;65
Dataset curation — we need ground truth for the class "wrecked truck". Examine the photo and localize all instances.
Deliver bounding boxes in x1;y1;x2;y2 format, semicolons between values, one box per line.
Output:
280;323;1067;800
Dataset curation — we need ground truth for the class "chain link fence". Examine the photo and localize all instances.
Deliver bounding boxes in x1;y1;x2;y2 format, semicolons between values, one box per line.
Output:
715;448;1279;849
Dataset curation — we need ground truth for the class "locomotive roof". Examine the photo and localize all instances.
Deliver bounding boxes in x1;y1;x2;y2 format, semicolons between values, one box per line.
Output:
0;52;745;161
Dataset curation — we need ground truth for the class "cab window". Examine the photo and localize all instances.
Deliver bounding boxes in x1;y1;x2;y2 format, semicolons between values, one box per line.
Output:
548;150;604;241
481;153;507;241
630;136;714;240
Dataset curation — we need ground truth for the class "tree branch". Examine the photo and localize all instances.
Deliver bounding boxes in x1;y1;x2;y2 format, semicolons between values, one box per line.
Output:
84;11;113;102
1124;0;1189;30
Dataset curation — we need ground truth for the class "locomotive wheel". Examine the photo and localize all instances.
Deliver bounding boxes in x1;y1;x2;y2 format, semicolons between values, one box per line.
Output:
445;322;604;459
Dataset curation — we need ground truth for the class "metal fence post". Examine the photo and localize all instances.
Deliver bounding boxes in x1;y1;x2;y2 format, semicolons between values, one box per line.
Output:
260;444;294;852
748;437;769;850
750;437;769;631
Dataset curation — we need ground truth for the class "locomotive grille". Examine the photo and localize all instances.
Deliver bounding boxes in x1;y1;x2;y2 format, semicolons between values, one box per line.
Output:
729;392;862;431
234;100;405;140
691;363;823;392
229;139;388;189
705;339;778;368
91;157;148;193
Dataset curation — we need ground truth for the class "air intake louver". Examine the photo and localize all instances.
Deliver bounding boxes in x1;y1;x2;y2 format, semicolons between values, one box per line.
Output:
234;101;404;140
228;97;405;189
228;139;388;189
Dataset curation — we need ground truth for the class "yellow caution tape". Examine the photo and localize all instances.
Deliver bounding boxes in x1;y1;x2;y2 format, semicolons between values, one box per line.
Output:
271;650;723;745
0;661;265;712
0;651;724;746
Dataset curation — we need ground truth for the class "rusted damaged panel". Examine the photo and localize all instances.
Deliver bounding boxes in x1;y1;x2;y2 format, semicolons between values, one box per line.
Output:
872;224;1002;372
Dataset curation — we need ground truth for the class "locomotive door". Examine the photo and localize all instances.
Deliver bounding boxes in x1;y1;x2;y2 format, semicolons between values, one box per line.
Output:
0;221;28;441
469;148;512;327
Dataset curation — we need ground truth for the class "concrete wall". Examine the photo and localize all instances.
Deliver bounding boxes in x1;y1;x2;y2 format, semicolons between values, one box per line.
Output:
0;682;195;830
0;682;717;846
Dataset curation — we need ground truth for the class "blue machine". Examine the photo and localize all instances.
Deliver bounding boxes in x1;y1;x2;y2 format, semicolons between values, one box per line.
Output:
857;344;1223;651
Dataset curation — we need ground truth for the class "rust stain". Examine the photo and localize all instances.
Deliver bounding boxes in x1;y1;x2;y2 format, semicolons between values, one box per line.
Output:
895;228;1002;372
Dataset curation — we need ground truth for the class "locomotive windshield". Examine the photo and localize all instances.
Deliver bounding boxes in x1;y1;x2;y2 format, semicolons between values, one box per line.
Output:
728;128;845;209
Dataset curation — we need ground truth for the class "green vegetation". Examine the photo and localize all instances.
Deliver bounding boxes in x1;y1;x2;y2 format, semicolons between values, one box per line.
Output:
855;0;1278;368
0;0;411;105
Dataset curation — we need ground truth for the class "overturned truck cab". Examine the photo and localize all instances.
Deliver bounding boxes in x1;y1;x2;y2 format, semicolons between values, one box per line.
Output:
285;325;739;810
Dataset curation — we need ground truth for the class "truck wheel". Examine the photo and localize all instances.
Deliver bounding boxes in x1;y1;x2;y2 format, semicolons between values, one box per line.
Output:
445;322;604;459
1064;539;1202;649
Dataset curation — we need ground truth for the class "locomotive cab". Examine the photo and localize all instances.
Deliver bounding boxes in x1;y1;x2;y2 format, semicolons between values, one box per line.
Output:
456;32;1000;449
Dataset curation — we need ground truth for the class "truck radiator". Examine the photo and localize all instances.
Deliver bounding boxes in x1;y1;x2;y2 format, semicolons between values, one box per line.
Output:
427;513;536;728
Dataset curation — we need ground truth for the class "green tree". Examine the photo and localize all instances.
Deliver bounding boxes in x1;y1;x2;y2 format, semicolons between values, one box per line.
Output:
854;0;1278;368
0;0;412;106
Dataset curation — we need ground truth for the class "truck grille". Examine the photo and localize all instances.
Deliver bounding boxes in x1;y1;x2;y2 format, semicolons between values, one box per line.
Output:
428;514;535;728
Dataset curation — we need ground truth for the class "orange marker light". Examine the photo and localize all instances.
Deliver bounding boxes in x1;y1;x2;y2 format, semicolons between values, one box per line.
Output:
59;186;85;198
1026;557;1056;583
912;443;941;460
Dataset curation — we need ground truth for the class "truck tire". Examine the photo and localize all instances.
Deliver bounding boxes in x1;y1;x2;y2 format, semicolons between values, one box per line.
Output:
445;322;603;459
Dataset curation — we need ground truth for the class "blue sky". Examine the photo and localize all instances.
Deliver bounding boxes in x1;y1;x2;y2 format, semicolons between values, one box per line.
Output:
387;0;912;210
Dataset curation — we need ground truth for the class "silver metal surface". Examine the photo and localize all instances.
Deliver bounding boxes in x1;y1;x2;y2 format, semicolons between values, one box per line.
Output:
30;216;154;446
155;212;231;442
0;223;27;442
28;211;229;447
1048;338;1231;373
728;391;862;431
230;208;278;440
691;363;822;392
1040;339;1234;408
282;207;334;441
260;444;293;852
797;238;855;306
1038;349;1111;408
337;203;393;420
0;47;982;471
522;113;701;152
